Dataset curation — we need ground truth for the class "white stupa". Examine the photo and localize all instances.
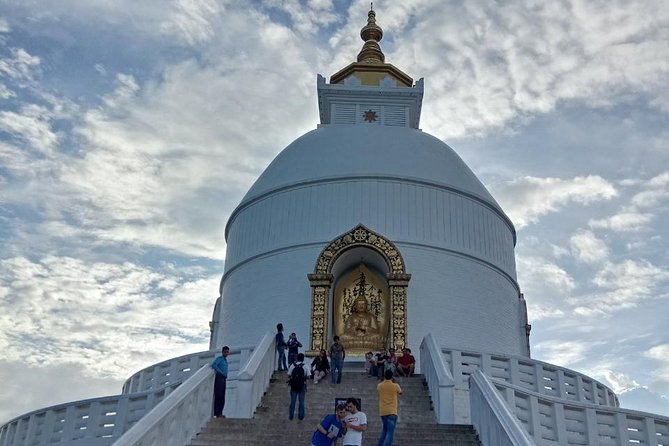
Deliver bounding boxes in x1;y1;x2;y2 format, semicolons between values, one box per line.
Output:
4;9;668;446
211;8;530;360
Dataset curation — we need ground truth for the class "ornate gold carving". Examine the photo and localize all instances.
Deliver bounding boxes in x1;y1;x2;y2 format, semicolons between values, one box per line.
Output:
389;285;407;351
335;265;388;354
309;225;410;356
308;279;332;355
314;225;405;275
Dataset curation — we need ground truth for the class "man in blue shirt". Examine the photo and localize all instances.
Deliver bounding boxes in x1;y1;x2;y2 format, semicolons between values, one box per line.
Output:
311;404;346;446
211;346;230;418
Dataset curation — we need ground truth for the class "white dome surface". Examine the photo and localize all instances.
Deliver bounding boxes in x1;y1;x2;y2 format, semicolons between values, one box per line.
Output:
238;125;503;214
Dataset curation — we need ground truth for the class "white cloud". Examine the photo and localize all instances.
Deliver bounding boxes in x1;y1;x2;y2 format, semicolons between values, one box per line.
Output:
569;229;609;264
492;176;617;228
517;255;574;321
0;48;40;82
159;0;222;45
589;212;654;232
646;344;669;362
572;260;669;315
599;370;642;395
0;105;60;155
0;256;217;381
630;171;669;208
534;340;591;367
383;1;669;137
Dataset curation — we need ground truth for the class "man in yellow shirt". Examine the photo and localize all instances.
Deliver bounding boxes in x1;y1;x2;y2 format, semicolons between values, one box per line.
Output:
376;369;402;445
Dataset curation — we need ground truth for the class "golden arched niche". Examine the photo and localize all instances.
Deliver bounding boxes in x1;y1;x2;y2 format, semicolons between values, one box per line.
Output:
307;224;410;356
334;263;389;355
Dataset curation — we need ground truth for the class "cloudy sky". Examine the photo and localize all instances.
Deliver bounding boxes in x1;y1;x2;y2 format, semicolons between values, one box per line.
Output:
1;0;668;424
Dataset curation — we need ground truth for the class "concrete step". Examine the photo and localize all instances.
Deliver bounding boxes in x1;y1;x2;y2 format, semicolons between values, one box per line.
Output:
187;372;481;446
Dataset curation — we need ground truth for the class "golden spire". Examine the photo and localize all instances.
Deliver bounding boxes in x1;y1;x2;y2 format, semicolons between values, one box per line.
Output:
357;5;385;64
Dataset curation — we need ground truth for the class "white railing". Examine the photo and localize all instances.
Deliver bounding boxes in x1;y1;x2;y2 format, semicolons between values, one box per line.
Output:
419;333;456;423
223;331;276;418
122;346;254;394
417;338;620;425
111;331;276;446
443;347;618;406
470;371;535;446
0;347;251;446
111;364;214;446
490;378;669;446
0;385;180;446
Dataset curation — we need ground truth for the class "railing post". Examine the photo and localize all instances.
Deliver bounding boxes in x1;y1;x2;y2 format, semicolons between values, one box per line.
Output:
615;413;630;444
62;405;77;442
112;397;130;438
557;369;567;400
585;408;599;445
528;395;541;438
451;350;463;387
510;357;520;387
534;363;543;393
554;402;568;444
481;353;492;376
24;414;37;445
576;375;585;402
644;417;658;446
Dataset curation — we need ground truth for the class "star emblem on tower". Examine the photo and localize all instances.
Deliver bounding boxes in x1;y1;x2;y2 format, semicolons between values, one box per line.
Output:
363;109;378;122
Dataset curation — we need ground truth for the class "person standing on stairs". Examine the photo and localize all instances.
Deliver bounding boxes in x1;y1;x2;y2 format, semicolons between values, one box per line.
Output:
342;397;367;446
287;352;311;420
329;335;346;384
276;323;288;371
211;345;230;418
376;369;402;446
311;403;347;446
287;332;303;366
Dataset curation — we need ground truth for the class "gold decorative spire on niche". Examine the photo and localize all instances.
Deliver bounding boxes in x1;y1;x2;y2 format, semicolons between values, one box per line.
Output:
357;6;385;64
330;6;413;87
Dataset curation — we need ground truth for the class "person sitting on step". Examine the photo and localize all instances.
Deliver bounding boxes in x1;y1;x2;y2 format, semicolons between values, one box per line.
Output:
311;349;330;384
397;347;416;377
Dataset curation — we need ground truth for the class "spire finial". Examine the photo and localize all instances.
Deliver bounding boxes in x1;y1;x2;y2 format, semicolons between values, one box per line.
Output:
357;5;385;63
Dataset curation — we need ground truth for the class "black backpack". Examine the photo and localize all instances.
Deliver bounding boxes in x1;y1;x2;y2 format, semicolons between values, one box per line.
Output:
289;363;306;392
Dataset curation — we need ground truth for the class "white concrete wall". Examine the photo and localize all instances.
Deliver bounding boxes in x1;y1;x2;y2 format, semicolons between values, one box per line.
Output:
224;179;516;279
215;243;526;358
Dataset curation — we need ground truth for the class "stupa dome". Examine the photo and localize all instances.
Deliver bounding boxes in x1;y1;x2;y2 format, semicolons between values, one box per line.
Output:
236;124;505;217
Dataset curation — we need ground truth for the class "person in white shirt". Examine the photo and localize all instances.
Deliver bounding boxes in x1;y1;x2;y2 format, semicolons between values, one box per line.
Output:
342;397;367;446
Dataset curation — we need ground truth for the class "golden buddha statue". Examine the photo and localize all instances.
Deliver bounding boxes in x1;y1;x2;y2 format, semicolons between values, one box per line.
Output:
335;268;388;353
340;295;384;350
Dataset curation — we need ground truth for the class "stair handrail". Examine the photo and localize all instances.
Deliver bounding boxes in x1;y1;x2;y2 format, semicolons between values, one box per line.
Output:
111;362;214;446
470;370;535;446
419;333;455;423
233;330;276;418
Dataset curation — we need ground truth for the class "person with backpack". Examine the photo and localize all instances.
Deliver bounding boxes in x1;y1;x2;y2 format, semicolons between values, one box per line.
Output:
287;352;311;420
276;323;288;371
286;332;303;366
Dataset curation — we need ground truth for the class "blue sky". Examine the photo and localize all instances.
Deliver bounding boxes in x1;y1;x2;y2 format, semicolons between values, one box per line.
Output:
1;0;668;423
